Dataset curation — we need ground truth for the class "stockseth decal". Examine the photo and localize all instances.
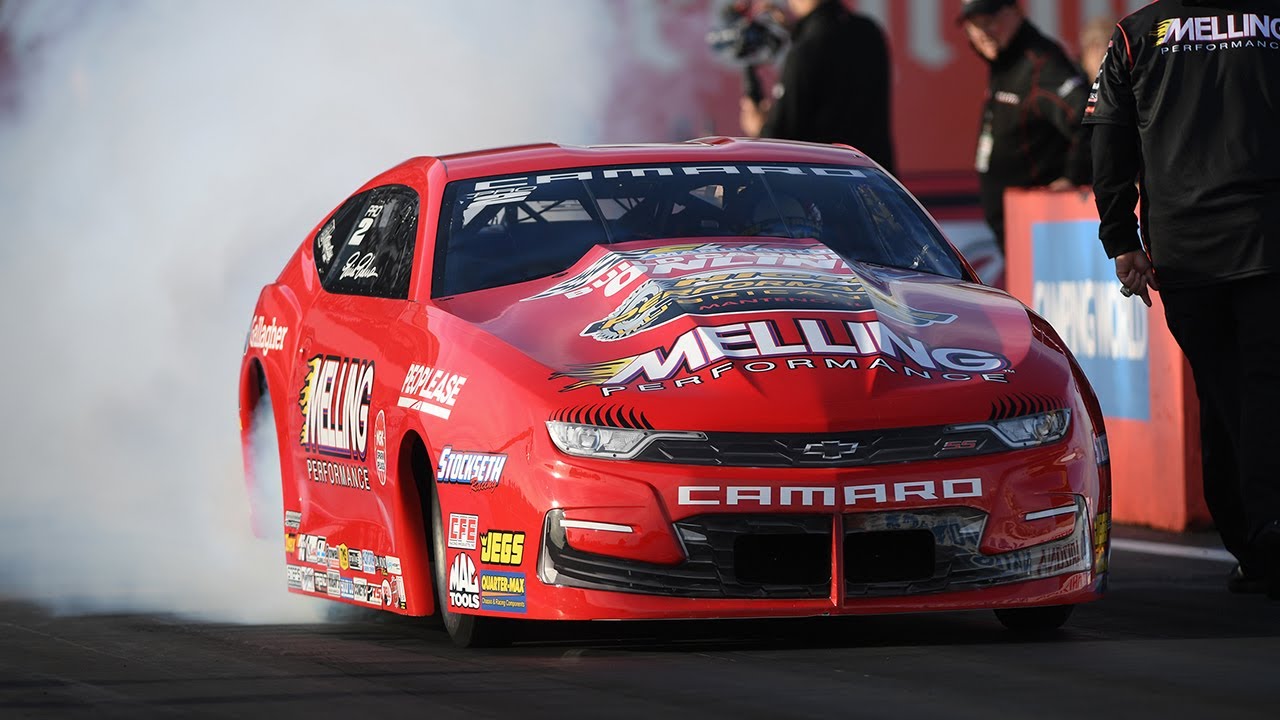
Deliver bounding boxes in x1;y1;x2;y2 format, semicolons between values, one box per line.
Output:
299;355;374;460
448;553;481;610
248;316;288;355
553;316;1009;394
374;410;387;486
448;513;479;550
399;364;467;420
479;571;527;614
437;447;506;492
480;530;525;566
677;478;983;508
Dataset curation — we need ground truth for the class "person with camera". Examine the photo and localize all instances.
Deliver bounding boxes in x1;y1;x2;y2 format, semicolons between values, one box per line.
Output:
738;0;895;175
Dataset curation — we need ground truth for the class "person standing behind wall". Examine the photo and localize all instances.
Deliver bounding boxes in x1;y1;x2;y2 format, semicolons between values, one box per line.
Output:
1085;0;1280;598
739;0;896;175
960;0;1092;255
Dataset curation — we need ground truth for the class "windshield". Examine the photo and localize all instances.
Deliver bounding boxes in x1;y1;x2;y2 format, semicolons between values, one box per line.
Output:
432;163;966;297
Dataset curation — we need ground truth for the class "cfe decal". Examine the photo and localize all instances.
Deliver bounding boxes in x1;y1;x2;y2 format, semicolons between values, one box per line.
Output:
447;552;480;610
448;513;479;550
479;530;525;566
581;269;954;342
299;355;375;460
553;315;1009;394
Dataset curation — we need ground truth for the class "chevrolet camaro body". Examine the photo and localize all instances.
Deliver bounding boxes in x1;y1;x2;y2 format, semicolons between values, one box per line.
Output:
239;138;1110;645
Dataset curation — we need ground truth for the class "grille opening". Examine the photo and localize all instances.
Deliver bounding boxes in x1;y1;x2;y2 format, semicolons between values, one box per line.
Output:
844;530;935;583
733;533;831;585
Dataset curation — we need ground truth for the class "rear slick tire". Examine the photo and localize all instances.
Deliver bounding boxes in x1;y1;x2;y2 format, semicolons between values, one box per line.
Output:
429;478;510;648
994;604;1074;634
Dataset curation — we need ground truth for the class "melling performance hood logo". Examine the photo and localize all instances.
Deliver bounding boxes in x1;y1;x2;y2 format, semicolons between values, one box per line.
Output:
581;268;955;342
552;315;1010;394
299;355;375;460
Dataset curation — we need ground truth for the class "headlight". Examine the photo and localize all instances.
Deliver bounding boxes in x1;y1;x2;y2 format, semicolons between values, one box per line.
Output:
949;408;1071;449
545;421;705;460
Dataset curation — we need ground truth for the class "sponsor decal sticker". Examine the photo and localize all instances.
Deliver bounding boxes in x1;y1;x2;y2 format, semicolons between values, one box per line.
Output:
399;365;467;420
340;577;355;600
248;315;289;355
677;478;983;508
302;567;316;593
327;571;341;597
361;550;377;574
286;565;303;589
314;569;329;595
338;543;350;571
354;577;368;603
480;571;527;614
480;530;525;567
1094;511;1111;574
437;447;506;492
447;552;481;610
284;510;302;529
384;555;402;575
374;410;387;486
348;547;363;572
299;355;374;460
448;513;479;550
553;315;1009;395
285;533;297;554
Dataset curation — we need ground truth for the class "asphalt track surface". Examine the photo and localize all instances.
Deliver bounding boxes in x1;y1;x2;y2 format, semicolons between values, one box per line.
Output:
3;528;1278;720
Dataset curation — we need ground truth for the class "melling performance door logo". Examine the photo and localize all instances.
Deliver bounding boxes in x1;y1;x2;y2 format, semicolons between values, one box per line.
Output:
581;269;955;342
553;315;1011;395
299;355;375;491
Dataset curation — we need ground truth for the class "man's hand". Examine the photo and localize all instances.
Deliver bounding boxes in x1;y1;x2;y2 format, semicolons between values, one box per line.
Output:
1114;249;1159;307
739;97;766;137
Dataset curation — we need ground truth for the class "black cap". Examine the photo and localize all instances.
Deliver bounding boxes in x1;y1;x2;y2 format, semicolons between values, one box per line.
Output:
958;0;1016;21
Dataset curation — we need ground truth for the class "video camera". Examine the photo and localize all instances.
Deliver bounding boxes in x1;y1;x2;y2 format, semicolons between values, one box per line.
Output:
706;1;790;104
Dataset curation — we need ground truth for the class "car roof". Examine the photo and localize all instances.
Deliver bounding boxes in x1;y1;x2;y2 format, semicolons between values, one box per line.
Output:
425;137;878;181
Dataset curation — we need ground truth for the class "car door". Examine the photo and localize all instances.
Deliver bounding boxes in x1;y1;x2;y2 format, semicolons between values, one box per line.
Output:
288;185;421;604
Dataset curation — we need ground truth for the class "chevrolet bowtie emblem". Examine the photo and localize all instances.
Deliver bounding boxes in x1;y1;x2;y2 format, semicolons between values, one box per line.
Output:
801;440;860;460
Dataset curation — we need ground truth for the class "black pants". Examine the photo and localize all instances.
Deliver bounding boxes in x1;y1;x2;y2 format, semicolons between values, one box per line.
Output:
1162;273;1280;569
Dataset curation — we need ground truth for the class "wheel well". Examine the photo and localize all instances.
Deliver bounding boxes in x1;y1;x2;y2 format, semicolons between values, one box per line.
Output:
398;431;439;611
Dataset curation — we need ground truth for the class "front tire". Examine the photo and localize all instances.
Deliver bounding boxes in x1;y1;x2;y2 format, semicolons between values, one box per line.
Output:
429;478;510;648
994;604;1074;634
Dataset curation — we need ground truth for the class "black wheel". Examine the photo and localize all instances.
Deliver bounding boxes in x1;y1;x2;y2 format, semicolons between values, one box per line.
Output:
994;604;1074;634
429;478;510;648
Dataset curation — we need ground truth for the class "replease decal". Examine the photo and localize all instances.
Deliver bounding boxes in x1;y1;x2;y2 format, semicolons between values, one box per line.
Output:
553;316;1009;393
299;355;374;460
399;364;467;420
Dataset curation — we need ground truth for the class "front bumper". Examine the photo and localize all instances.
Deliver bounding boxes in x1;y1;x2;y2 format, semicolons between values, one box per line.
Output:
540;500;1097;604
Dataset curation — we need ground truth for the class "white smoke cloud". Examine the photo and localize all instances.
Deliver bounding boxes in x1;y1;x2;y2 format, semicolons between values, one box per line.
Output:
0;0;612;622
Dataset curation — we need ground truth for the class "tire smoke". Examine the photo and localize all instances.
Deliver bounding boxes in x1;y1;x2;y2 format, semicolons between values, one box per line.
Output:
0;0;609;622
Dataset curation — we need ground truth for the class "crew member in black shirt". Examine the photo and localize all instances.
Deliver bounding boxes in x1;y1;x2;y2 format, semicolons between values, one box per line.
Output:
960;0;1092;253
739;0;895;174
1085;0;1280;597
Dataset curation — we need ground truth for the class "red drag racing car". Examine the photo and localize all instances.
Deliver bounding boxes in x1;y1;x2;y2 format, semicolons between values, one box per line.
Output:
239;138;1111;646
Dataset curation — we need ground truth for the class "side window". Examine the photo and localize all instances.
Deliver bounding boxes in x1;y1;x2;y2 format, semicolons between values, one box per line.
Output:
313;185;419;299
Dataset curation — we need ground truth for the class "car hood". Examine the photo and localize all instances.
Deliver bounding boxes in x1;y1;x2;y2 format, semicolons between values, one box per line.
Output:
440;239;1073;432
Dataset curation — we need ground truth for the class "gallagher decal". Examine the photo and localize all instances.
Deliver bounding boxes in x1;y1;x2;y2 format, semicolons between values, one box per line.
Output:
553;316;1009;393
299;355;374;460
